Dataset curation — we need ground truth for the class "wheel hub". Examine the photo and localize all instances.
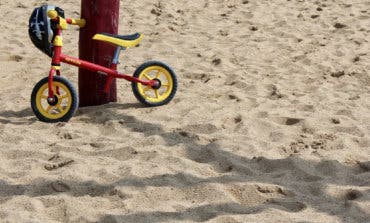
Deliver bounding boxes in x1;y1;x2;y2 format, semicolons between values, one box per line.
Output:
47;95;59;106
152;78;162;90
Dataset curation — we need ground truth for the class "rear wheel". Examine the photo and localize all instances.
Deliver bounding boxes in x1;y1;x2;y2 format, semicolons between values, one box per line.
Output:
31;76;78;123
132;61;177;106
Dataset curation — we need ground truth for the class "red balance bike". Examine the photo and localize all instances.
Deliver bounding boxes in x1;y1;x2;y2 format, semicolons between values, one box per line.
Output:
29;6;177;123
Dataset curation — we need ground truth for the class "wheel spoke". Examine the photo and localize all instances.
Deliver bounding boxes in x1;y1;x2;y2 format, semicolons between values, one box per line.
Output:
41;95;48;100
57;105;64;113
155;71;161;79
143;86;151;92
46;106;52;113
61;94;69;99
143;73;151;80
155;90;159;99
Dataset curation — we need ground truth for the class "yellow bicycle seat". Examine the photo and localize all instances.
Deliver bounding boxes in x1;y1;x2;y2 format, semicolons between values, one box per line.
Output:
93;33;143;48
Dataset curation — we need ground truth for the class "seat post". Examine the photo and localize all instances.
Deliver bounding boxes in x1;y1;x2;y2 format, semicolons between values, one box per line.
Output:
112;46;125;65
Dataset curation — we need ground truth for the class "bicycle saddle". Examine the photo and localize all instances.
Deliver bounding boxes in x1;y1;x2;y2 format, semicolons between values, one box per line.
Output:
93;33;142;48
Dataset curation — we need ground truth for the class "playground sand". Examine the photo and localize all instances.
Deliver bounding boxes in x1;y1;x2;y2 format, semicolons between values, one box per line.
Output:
0;0;369;222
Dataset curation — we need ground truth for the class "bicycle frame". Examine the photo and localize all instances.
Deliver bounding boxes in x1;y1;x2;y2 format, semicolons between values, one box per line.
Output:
47;28;157;101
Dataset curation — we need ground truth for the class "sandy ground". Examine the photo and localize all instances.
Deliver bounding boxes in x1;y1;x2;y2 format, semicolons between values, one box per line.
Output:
0;0;369;222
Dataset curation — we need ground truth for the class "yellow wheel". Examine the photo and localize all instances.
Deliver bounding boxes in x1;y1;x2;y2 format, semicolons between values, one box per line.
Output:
31;76;78;123
132;61;177;106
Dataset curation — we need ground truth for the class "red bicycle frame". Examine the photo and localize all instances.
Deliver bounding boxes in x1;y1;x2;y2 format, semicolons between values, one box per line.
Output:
47;21;157;101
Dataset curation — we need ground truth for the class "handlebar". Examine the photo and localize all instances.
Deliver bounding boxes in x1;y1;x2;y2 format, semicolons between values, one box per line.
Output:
67;18;86;28
47;10;86;29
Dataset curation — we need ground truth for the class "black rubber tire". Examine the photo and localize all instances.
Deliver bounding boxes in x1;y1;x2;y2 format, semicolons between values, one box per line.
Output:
132;61;178;106
31;76;78;123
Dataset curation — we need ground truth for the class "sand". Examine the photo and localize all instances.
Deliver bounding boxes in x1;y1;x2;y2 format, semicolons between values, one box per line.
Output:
0;0;369;222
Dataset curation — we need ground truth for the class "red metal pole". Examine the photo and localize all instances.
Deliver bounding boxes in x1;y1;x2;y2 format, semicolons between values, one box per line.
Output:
78;0;119;107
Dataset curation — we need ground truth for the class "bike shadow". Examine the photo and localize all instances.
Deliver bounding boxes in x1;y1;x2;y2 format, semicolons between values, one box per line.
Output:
0;102;143;125
0;108;37;125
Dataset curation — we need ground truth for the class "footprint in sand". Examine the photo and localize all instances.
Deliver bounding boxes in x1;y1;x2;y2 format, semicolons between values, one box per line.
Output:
267;199;307;212
228;184;303;212
228;185;268;206
187;144;225;167
269;131;285;143
222;114;246;131
189;145;215;164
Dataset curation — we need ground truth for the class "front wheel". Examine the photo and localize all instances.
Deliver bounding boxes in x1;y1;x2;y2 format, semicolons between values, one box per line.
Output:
31;76;78;123
132;61;177;106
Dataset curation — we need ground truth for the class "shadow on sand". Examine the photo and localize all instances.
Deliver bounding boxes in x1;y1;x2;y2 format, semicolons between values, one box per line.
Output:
0;108;36;124
1;107;368;222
